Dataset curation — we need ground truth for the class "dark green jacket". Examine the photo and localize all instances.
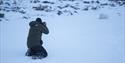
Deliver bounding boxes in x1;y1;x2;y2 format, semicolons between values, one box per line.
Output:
27;21;49;48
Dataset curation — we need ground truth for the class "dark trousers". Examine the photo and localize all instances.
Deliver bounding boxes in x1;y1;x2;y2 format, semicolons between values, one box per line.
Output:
26;45;48;58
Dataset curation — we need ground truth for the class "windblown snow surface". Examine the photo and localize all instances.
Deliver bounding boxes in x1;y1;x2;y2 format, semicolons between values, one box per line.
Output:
0;0;125;63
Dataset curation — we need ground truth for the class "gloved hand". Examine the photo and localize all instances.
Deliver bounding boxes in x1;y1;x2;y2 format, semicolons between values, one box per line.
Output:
42;22;46;25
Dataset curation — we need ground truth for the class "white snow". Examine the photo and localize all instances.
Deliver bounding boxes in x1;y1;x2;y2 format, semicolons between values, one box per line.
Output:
0;1;125;63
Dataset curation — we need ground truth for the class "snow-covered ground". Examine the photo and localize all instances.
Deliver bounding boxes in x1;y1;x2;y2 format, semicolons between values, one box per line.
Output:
0;0;125;63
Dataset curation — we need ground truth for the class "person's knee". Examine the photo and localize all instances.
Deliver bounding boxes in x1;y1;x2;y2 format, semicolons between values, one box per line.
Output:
43;52;48;58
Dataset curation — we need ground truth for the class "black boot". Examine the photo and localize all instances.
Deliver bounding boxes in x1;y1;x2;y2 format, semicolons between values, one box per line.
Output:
25;49;32;56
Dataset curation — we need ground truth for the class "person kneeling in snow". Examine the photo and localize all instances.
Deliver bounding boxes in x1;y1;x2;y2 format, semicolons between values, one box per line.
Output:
26;18;49;59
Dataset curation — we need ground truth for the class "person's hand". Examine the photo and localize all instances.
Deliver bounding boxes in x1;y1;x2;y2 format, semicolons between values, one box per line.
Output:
42;22;46;25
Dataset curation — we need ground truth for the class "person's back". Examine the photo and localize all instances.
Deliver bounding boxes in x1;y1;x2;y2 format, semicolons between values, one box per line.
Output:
26;18;49;59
